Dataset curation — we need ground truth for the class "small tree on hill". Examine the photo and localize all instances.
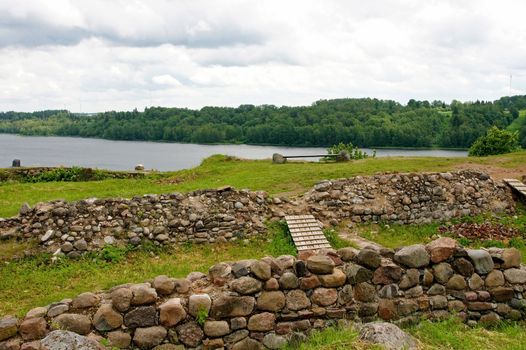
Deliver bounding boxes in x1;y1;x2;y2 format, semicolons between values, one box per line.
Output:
468;126;520;157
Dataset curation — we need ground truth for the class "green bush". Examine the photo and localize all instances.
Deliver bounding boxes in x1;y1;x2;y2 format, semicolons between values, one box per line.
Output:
468;126;520;156
326;142;375;160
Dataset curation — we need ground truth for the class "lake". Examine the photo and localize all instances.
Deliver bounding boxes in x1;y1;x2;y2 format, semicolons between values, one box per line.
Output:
0;134;467;171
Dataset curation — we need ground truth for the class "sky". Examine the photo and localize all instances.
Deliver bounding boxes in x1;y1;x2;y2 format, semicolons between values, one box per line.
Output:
1;0;525;112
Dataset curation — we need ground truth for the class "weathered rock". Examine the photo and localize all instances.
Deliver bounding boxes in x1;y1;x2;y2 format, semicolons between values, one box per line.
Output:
446;274;466;290
468;274;484;290
210;295;255;318
159;299;186;327
306;255;335;274
345;264;373;284
299;275;320;290
152;275;175;295
262;333;287;349
257;291;286;312
467;250;494;275
133;326;167;349
430;295;448;310
372;265;402;285
356;249;381;269
209;262;232;285
232;337;264;350
124;306;157;328
491;287;515;302
359;322;417;350
107;330;132;349
251;261;272;281
232;276;263;295
40;330;99;350
204;320;230;337
426;237;457;263
25;307;48;319
433;263;454;284
394;245;430;268
247;312;276;331
189;294;212;318
19;317;47;341
53;313;91;335
504;268;526;284
0;317;17;341
318;268;347;287
399;269;420;289
452;258;474;277
278;272;299;290
111;287;133;312
337;247;356;262
285;290;311;311
502;248;521;269
378;299;397;320
92;304;123;331
72;292;99;309
311;288;338;306
176;322;203;347
485;270;505;288
130;284;157;305
354;282;376;302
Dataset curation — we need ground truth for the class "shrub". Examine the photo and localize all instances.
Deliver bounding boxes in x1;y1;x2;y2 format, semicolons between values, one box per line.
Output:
468;126;520;156
326;142;375;160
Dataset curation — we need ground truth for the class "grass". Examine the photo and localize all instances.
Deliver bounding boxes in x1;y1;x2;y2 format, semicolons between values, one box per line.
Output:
2;151;526;218
0;222;296;316
357;203;526;263
291;319;526;349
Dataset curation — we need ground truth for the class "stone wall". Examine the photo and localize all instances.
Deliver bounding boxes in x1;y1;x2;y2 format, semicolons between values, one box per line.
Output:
1;239;525;349
0;187;270;258
0;167;145;182
0;170;516;258
304;170;513;224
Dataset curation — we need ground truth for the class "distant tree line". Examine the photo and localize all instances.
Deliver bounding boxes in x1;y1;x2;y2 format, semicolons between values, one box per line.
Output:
1;95;526;148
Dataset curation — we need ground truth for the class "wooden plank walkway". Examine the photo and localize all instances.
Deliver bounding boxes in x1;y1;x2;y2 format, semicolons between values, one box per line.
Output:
503;178;526;197
285;214;331;252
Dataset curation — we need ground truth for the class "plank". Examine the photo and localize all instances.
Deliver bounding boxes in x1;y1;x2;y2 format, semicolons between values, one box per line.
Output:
285;214;332;252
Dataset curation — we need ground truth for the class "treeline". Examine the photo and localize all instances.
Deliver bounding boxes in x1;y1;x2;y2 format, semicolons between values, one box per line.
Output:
1;96;526;148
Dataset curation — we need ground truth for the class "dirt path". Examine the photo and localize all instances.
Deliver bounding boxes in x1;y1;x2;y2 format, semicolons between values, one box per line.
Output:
338;226;385;250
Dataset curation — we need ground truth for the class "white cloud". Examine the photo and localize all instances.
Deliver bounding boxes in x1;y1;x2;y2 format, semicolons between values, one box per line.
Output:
0;0;525;112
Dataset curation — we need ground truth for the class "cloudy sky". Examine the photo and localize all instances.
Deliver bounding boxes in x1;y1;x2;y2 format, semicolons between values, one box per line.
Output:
1;0;525;112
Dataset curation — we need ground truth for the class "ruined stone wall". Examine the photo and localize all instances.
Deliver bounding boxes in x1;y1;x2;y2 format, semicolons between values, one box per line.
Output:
0;188;270;258
0;170;516;258
0;167;144;182
1;239;525;349
304;170;514;224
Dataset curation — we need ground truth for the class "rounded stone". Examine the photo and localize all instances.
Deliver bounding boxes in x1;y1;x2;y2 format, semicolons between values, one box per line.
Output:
485;270;505;288
231;276;263;295
153;275;175;295
72;292;99;309
133;326;167;349
311;288;338;306
54;314;91;335
188;294;212;317
247;312;276;332
306;255;335;274
285;290;311;311
159;298;186;327
251;261;272;281
204;320;230;337
394;244;430;268
93;304;123;331
176;322;203;348
111;288;133;312
257;291;286;312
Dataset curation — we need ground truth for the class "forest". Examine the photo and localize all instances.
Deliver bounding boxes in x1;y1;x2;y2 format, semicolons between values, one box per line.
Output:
1;95;526;148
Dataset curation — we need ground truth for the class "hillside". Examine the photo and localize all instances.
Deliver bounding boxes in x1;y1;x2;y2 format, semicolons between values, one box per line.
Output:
1;95;526;148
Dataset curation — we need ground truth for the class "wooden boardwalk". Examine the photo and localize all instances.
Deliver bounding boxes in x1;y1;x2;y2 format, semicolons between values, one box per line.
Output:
285;215;331;252
503;178;526;197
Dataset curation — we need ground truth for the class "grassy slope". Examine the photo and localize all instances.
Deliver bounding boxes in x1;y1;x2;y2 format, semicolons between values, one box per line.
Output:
2;151;526;218
507;110;526;132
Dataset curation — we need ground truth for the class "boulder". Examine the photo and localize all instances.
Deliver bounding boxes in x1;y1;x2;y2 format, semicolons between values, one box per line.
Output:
133;326;167;349
504;268;526;284
433;263;454;284
372;265;402;285
130;284;157;305
188;294;212;318
426;237;457;263
394;245;430;268
278;272;299;289
251;261;272;281
19;317;47;341
0;317;18;341
318;268;347;287
41;330;99;350
111;288;133;312
54;314;91;335
356;248;381;269
210;295;255;318
257;291;286;312
72;292;99;309
176;322;203;348
159;299;186;327
152;275;175;295
306;255;335;274
204;321;230;337
285;290;311;311
92;304;123;331
107;330;132;349
231;276;262;295
359;322;417;350
124;306;157;328
247;312;276;332
485;270;505;288
502;248;521;269
467;250;494;275
311;288;338;306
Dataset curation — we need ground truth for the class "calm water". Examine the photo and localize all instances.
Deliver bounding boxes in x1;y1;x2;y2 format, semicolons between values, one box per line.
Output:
0;134;467;171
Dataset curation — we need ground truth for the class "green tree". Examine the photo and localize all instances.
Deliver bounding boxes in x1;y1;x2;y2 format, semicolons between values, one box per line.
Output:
468;126;520;156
